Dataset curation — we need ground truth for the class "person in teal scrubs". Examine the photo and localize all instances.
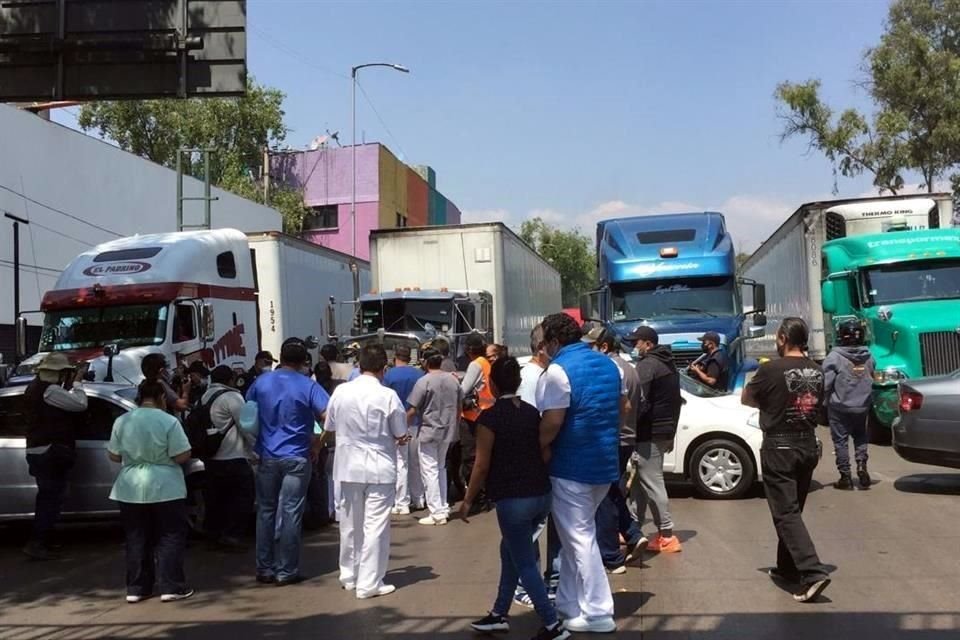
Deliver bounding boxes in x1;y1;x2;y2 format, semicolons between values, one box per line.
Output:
108;380;194;603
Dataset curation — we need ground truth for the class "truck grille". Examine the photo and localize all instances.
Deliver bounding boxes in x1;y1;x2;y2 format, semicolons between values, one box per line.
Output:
920;331;960;376
672;349;701;370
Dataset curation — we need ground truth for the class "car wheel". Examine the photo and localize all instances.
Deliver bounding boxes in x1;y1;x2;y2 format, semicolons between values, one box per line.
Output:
689;438;755;500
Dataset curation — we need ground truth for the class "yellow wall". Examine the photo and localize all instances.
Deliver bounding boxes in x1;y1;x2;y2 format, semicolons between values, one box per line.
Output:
378;145;408;228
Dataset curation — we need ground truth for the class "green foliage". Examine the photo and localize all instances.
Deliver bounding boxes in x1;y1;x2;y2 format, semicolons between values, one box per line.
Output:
519;217;596;308
77;78;307;232
776;0;960;194
735;252;751;273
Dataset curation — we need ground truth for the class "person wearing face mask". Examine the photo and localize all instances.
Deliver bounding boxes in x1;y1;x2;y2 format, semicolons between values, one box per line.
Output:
141;354;189;416
688;331;729;392
185;361;210;411
326;344;409;599
623;326;683;557
536;313;622;634
742;317;831;603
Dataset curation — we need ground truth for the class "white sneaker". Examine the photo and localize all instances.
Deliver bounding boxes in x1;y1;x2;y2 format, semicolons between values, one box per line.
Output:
125;594;149;603
418;515;448;526
160;589;195;603
356;584;396;599
391;506;410;516
341;582;356;591
563;615;616;633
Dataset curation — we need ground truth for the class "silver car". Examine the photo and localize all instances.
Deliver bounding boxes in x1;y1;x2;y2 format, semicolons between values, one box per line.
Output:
892;371;960;470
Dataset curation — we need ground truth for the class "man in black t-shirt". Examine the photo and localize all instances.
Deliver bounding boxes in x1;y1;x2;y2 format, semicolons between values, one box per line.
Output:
743;317;831;603
689;331;730;392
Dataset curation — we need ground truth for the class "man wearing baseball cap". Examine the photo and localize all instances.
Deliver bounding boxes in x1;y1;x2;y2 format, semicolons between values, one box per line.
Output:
237;350;277;398
689;331;730;392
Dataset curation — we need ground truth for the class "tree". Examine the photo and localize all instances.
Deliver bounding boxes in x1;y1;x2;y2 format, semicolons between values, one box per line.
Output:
776;0;960;194
77;78;307;231
519;217;596;308
735;251;751;274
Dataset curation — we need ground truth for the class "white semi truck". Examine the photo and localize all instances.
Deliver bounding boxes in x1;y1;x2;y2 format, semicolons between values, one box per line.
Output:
14;229;370;384
741;194;956;360
342;223;562;361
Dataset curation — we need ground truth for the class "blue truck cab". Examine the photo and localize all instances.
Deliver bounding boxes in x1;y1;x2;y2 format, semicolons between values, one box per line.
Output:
581;212;768;392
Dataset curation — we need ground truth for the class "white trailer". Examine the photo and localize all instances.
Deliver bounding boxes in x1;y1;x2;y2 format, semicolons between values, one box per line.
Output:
363;223;562;357
14;229;370;383
741;194;955;360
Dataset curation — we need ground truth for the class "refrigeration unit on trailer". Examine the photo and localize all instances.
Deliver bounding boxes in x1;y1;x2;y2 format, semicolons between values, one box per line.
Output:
353;223;562;361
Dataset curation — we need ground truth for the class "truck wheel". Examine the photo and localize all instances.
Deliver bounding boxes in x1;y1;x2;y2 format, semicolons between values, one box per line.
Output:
867;410;892;446
689;439;755;500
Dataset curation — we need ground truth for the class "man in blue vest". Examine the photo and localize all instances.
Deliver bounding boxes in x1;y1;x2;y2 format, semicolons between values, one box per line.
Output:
537;313;622;634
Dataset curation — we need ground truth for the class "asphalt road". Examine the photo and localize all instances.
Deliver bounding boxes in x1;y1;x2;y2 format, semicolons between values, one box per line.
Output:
1;438;959;640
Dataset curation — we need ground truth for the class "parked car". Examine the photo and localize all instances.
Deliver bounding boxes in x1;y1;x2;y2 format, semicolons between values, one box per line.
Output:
664;374;765;499
0;382;206;525
892;371;960;469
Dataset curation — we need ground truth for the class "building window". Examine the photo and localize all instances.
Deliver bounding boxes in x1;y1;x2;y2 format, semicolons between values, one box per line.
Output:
396;213;408;228
304;205;339;230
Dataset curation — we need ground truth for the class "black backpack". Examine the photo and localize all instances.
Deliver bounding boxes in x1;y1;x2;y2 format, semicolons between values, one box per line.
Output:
185;388;236;460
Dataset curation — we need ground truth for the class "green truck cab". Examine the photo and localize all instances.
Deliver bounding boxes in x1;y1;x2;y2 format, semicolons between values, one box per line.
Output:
821;228;960;436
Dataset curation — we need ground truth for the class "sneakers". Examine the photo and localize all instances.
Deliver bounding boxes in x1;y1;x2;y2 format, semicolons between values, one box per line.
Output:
418;515;448;526
857;463;871;489
834;473;853;490
793;578;831;603
605;564;627;575
645;533;682;553
160;589;195;602
624;536;649;564
513;591;535;608
470;613;510;633
125;594;152;603
563;615;617;633
356;583;396;600
255;574;277;585
532;622;571;640
767;567;800;583
391;506;411;515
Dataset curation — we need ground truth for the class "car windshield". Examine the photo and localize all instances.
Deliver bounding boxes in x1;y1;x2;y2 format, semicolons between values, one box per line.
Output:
40;304;168;351
359;299;454;333
679;371;728;398
863;259;960;306
611;276;736;322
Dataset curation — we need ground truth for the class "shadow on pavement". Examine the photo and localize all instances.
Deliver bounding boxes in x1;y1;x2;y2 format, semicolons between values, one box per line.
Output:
894;473;960;496
0;609;959;639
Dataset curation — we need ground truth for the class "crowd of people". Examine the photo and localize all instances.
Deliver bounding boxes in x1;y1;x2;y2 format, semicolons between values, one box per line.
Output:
20;308;885;635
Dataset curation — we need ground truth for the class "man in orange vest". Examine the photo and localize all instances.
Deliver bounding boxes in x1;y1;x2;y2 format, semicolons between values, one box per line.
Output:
459;334;495;514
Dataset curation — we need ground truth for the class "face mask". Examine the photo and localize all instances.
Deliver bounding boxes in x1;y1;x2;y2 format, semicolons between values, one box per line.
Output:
701;344;711;354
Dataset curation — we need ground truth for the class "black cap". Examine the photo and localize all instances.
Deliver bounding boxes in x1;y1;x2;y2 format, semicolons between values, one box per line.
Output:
699;331;721;345
626;326;659;345
187;361;209;376
255;350;278;363
395;345;412;361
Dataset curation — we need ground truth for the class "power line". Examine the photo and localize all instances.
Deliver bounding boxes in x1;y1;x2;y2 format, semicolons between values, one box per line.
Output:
0;183;123;238
0;258;62;274
248;25;349;80
29;220;95;247
356;80;408;161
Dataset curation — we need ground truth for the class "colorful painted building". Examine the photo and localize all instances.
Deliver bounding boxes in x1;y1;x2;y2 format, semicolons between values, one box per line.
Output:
271;143;461;261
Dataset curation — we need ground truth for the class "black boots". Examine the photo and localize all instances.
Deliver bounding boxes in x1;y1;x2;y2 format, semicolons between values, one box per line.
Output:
834;473;853;490
857;463;871;489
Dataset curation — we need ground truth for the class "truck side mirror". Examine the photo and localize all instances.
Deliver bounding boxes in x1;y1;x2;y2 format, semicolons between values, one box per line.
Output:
327;297;337;339
202;304;215;341
14;316;28;359
753;283;766;313
821;281;837;314
580;290;605;323
752;312;767;328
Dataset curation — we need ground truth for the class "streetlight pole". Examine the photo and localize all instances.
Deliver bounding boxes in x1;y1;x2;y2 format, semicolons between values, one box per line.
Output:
350;62;410;262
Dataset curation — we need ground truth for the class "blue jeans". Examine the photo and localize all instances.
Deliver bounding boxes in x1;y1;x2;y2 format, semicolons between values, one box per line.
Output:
256;456;312;581
597;445;643;565
26;445;75;545
828;409;868;474
493;493;558;627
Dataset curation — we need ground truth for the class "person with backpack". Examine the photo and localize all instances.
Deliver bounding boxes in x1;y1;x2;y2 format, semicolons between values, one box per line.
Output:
822;319;876;490
197;365;253;551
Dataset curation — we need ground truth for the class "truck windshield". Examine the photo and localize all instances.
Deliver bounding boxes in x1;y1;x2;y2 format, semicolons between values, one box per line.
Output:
360;299;454;333
610;276;736;321
40;304;168;351
864;260;960;306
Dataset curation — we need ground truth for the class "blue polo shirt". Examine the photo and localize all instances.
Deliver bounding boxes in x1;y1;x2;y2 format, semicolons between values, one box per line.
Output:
384;364;424;427
246;369;329;459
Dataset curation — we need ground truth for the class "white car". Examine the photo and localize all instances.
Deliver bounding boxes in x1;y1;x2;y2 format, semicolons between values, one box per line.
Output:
663;374;764;500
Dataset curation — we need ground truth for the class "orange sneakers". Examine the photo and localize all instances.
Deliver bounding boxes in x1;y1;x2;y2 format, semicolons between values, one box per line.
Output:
646;534;682;553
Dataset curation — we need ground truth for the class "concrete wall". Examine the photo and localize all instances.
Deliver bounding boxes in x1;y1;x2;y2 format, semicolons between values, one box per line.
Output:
0;104;282;361
301;201;378;260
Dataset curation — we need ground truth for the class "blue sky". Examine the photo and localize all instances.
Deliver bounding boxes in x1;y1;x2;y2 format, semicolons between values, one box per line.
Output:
62;0;901;250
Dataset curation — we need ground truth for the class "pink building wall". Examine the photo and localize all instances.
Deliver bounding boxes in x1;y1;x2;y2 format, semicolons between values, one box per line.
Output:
302;201;379;260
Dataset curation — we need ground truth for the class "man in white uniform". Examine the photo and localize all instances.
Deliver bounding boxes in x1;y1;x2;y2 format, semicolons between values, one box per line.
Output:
326;344;409;599
517;324;548;407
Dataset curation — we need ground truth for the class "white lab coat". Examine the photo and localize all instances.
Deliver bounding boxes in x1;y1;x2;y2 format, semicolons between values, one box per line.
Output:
326;374;408;596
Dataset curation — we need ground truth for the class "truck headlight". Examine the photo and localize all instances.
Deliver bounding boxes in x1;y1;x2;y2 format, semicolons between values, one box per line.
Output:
873;367;908;383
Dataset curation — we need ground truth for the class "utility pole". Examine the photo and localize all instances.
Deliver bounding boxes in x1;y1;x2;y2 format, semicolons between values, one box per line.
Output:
262;146;270;206
4;212;30;365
